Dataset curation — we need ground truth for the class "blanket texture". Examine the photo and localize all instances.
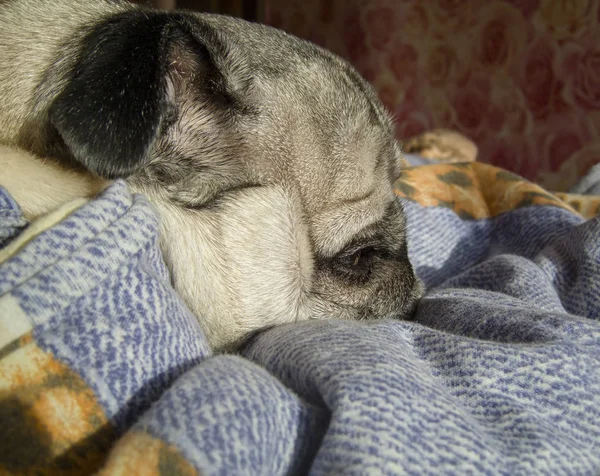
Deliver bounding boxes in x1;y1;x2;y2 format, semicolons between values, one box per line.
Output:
1;163;599;475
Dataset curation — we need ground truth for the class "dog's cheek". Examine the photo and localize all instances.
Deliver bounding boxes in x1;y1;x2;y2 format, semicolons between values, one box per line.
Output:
145;185;315;351
217;186;315;328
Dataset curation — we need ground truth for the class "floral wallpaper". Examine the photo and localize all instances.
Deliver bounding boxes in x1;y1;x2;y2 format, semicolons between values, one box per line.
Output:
265;0;600;191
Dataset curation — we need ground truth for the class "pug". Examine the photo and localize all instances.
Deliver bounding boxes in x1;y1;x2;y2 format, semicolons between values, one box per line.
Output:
0;0;424;352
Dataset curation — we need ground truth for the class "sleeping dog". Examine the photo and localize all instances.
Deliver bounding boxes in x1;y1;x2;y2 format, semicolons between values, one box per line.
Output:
0;0;424;351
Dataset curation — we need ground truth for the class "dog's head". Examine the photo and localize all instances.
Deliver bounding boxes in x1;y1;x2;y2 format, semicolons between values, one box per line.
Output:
4;4;423;351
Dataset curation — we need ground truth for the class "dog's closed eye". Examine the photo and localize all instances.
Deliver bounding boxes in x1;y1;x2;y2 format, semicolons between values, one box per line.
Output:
343;246;376;269
330;246;379;283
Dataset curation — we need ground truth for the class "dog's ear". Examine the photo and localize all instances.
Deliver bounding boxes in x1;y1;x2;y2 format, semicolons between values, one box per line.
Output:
49;11;240;179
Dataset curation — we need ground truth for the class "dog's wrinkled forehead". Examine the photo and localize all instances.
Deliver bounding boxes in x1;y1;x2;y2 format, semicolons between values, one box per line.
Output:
251;64;398;209
197;14;402;198
258;66;396;194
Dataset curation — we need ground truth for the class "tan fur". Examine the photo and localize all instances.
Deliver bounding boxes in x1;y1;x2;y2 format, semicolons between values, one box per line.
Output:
0;145;107;220
141;186;315;350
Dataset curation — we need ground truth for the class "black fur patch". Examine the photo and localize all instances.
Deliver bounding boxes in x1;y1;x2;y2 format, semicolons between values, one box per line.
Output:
48;10;228;179
49;11;174;178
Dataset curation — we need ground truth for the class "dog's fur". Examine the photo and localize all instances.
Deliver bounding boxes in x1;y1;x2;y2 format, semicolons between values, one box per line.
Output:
0;0;423;351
